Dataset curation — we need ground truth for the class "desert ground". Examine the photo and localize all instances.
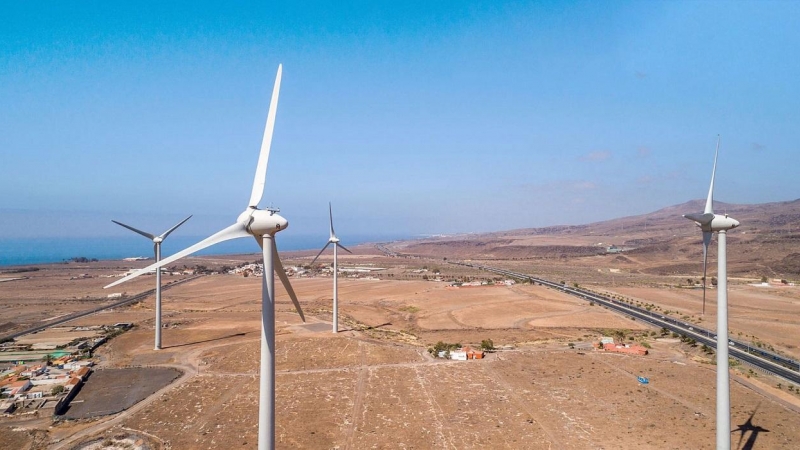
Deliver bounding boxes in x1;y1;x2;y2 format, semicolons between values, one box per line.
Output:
1;238;799;449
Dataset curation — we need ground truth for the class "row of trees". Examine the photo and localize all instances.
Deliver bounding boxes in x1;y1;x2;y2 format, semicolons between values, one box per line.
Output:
427;339;496;357
67;256;98;263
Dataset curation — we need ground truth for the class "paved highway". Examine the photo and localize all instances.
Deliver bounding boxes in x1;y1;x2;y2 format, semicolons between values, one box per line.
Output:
447;260;800;384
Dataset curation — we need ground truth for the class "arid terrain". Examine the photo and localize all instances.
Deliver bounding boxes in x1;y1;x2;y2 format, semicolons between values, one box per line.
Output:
2;199;800;449
392;198;800;278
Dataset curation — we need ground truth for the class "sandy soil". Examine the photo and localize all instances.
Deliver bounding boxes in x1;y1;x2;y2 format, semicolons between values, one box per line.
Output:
16;329;103;346
594;284;800;361
0;261;194;338
1;250;799;449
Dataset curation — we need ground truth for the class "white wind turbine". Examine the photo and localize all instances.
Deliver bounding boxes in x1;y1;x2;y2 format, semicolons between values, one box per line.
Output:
105;65;304;450
310;203;352;333
683;135;739;450
111;215;192;350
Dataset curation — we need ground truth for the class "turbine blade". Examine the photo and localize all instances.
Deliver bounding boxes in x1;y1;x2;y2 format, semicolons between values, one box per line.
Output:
704;135;720;215
684;213;715;226
112;220;156;240
329;202;335;238
248;64;282;208
159;215;192;240
702;230;712;315
272;241;305;322
104;222;250;289
310;241;332;266
336;243;353;254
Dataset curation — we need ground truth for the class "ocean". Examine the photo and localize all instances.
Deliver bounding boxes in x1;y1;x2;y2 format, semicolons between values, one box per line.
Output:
0;233;407;267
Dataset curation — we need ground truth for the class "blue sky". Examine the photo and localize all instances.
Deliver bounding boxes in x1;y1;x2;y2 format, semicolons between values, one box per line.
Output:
1;1;799;241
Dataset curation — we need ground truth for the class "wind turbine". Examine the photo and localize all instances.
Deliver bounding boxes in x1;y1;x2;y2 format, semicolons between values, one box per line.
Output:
111;215;192;350
683;135;740;450
310;203;352;333
105;65;304;450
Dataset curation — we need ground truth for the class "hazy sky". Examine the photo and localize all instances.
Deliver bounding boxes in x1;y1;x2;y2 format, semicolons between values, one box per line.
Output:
2;1;798;240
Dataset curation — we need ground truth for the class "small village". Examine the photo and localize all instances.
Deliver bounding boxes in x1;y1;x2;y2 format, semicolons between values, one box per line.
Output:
0;359;93;417
0;324;131;418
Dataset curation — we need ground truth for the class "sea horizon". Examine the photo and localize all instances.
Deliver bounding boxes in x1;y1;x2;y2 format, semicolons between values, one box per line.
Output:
0;233;409;267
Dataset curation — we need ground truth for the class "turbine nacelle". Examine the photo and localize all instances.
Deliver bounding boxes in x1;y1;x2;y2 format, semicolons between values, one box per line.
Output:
712;214;739;231
310;202;352;266
239;208;289;237
684;213;740;232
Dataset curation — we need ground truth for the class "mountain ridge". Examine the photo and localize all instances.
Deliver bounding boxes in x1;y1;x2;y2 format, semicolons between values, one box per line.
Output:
388;198;800;278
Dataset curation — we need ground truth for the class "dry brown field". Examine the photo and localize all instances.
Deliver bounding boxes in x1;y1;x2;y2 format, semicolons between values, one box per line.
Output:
15;328;103;346
0;260;195;337
585;284;800;362
465;255;800;362
1;247;799;449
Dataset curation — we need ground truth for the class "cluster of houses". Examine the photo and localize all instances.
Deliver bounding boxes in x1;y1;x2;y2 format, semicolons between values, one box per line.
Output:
227;262;266;277
226;263;316;278
593;337;649;356
226;263;388;278
437;346;486;361
0;359;93;415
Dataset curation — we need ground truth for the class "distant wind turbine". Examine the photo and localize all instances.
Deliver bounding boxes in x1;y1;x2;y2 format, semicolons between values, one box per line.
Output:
105;65;302;450
310;203;352;333
111;215;191;350
683;135;740;450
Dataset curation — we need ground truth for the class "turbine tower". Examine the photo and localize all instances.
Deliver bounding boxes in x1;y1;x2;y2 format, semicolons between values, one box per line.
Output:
111;215;192;350
310;203;352;333
105;65;303;450
683;135;740;450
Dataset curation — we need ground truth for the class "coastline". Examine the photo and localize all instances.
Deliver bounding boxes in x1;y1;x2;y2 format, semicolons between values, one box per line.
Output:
0;233;408;267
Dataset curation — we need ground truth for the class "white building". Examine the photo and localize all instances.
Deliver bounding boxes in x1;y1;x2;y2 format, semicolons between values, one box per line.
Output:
449;350;468;361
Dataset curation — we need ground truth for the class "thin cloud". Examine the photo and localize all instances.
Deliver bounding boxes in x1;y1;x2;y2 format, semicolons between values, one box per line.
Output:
573;181;596;190
515;180;598;192
579;150;612;162
636;169;689;186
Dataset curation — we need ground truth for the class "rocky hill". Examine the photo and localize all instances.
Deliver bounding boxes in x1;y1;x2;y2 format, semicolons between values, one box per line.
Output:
388;199;800;279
